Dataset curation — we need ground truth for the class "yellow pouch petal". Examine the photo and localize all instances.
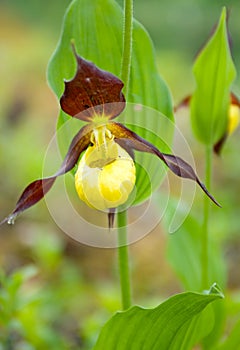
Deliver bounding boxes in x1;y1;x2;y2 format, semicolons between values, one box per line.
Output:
75;140;136;211
99;157;135;205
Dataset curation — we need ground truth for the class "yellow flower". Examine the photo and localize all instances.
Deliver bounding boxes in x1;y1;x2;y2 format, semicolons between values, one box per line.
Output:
75;128;136;210
228;103;240;135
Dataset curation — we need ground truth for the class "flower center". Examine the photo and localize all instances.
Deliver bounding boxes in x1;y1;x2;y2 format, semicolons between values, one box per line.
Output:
89;125;116;167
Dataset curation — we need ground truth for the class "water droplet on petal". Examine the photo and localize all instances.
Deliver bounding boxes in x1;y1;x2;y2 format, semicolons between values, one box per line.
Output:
7;214;17;225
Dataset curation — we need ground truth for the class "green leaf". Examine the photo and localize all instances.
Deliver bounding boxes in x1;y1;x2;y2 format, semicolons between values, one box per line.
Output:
217;319;240;350
93;285;223;350
169;304;215;350
190;7;236;145
201;300;226;350
166;208;226;291
47;0;173;206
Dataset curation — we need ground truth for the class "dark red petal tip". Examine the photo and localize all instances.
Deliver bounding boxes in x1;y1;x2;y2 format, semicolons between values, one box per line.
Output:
0;125;92;225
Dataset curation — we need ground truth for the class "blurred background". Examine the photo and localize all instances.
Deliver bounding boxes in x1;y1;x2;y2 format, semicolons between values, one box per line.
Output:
0;0;240;348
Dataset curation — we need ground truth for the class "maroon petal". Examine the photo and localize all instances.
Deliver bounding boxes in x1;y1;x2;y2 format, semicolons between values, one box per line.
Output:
231;92;240;107
213;132;228;155
108;208;116;230
60;45;125;121
56;124;92;175
108;122;220;206
174;95;192;113
159;153;220;206
1;125;92;225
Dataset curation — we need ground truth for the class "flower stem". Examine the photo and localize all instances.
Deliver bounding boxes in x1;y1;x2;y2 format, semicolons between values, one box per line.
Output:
201;144;212;290
117;210;132;309
120;0;133;97
117;0;133;310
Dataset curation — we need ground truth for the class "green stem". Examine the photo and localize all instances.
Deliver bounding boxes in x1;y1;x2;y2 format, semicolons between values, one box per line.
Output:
201;144;212;290
117;0;133;310
117;210;132;309
120;0;133;97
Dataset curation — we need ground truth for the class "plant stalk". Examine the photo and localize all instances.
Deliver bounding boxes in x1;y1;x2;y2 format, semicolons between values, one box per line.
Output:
117;0;133;310
117;211;132;309
201;144;212;290
120;0;133;97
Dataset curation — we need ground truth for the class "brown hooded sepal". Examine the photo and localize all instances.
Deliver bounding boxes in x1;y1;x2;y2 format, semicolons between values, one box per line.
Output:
60;44;125;121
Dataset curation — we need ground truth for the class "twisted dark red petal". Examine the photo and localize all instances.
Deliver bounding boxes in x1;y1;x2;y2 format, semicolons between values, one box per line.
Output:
0;125;92;225
108;122;220;207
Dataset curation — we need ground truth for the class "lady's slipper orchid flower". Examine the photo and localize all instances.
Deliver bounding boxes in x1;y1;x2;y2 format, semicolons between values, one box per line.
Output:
175;93;240;155
1;46;219;228
75;136;136;211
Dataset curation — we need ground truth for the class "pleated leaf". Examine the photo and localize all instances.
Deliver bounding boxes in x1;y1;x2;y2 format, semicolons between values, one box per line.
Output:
47;0;173;206
94;284;223;350
190;7;236;145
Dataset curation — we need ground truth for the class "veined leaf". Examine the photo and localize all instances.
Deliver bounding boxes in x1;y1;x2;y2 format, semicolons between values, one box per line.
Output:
201;301;226;350
165;206;226;349
169;304;215;350
93;284;223;350
47;0;173;206
190;7;236;145
165;207;226;291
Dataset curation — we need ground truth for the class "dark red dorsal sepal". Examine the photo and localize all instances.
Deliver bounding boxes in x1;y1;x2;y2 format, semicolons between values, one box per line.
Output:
60;44;126;121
